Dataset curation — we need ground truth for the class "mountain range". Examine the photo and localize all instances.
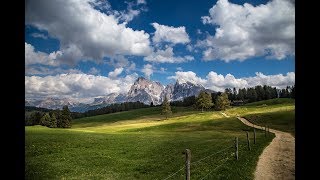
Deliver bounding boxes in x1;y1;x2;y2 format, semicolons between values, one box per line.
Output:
25;77;215;112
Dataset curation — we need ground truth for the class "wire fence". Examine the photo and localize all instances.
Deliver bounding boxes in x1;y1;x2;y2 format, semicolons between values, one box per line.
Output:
162;144;233;180
162;126;272;180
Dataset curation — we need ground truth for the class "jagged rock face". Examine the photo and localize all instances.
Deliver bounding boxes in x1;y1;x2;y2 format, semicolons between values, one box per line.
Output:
92;93;126;105
126;77;165;105
171;81;205;101
26;97;80;110
160;83;174;101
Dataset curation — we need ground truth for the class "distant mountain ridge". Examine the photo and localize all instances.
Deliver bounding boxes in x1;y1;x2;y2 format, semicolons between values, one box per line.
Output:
25;77;216;112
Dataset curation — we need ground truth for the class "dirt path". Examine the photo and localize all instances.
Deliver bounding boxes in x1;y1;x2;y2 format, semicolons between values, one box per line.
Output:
237;117;295;180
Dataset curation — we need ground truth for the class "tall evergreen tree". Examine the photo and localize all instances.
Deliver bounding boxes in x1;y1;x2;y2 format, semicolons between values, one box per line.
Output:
196;91;213;112
291;85;295;99
40;113;51;127
255;86;265;101
215;92;231;111
48;112;57;128
162;96;172;119
60;106;72;128
233;87;237;101
224;88;233;100
238;89;244;101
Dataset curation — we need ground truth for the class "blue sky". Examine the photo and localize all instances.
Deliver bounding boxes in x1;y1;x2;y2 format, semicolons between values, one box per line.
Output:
25;0;295;101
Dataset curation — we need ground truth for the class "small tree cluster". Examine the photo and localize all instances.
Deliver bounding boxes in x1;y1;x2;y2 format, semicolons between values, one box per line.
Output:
25;106;72;128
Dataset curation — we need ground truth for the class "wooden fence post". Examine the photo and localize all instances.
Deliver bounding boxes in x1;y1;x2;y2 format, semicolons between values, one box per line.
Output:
254;128;256;144
185;149;191;180
246;131;251;150
235;137;238;160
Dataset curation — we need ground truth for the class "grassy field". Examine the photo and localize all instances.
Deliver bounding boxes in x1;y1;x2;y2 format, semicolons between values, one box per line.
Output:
25;99;294;179
226;98;295;136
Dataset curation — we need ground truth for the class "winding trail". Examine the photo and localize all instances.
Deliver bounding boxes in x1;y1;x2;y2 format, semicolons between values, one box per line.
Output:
236;116;295;180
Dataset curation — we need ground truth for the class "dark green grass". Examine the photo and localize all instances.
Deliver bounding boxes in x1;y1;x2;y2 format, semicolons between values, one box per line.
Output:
244;110;295;136
245;98;294;107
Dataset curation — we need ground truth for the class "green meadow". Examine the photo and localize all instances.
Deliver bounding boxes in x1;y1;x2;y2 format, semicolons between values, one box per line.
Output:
25;98;294;179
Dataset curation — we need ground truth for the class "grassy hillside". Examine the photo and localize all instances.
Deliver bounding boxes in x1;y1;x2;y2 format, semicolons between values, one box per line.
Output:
245;98;294;106
25;99;294;179
244;110;295;136
226;98;295;136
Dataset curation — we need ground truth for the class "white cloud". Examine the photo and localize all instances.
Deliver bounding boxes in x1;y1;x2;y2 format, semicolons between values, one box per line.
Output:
186;44;193;52
199;0;295;61
31;33;48;39
144;47;194;63
26;0;152;65
169;70;295;92
244;72;295;89
25;73;138;100
141;64;153;79
25;42;60;66
108;67;124;79
151;23;190;44
169;71;206;86
176;67;183;71
205;72;248;92
88;67;100;75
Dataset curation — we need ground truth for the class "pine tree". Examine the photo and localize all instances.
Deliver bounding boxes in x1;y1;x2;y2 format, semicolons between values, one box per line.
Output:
196;91;213;112
48;112;57;128
215;93;231;111
40;113;51;127
162;96;172;119
60;106;72;128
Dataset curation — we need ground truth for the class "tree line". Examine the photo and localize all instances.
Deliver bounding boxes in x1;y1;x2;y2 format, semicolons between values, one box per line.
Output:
170;85;295;107
225;85;295;103
74;101;150;118
162;84;295;117
25;106;72;128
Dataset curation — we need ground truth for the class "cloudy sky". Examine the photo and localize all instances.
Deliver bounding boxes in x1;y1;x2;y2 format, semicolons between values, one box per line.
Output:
25;0;295;102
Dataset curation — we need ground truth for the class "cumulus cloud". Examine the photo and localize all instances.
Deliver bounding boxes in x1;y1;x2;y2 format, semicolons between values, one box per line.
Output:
151;23;190;44
169;71;206;85
108;67;124;79
26;0;152;65
25;73;138;100
205;72;248;92
144;46;194;63
25;42;60;66
169;70;295;92
244;72;295;89
141;64;153;79
199;0;295;61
